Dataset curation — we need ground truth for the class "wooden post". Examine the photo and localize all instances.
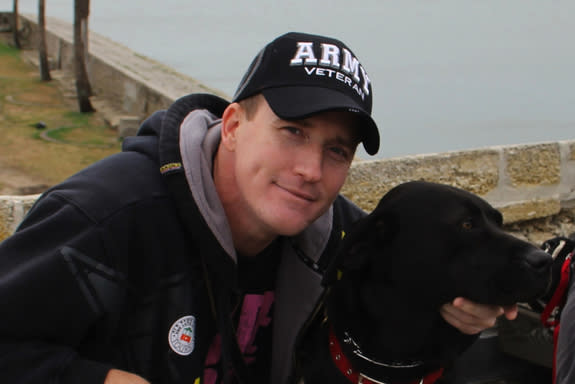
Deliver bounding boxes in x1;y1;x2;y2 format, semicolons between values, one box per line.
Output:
74;0;95;112
38;0;51;81
12;0;21;49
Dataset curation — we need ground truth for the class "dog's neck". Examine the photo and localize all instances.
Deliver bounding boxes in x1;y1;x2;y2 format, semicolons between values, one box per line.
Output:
327;324;444;384
329;282;445;362
327;280;477;381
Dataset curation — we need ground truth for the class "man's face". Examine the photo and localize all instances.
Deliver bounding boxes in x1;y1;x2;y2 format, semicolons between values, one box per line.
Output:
226;97;359;238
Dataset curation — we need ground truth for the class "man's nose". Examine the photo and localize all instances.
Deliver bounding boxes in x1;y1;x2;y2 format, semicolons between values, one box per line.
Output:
293;145;323;182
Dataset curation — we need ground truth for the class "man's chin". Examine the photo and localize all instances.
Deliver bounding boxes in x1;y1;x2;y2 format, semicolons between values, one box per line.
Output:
275;224;309;237
272;215;321;237
264;204;328;236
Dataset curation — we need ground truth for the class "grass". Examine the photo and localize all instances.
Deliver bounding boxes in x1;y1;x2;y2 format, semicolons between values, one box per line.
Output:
0;39;122;191
0;42;19;57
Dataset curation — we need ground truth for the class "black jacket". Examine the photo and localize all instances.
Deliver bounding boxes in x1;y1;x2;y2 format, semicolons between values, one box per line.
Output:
0;94;365;384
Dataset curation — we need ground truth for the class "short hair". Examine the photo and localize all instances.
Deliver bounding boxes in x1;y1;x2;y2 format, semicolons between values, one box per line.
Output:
237;94;263;121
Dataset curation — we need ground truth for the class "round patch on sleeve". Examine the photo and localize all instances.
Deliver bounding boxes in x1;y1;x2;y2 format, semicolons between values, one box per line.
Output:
168;315;196;356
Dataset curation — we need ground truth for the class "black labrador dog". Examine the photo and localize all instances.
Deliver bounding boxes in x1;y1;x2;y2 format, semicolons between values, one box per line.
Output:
294;181;553;384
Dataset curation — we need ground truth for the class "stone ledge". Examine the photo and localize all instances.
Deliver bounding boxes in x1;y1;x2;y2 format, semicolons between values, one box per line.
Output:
504;143;561;187
495;198;561;225
0;195;40;242
343;149;501;212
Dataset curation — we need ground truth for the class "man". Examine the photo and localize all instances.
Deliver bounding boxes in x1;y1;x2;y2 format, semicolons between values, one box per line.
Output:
0;32;515;384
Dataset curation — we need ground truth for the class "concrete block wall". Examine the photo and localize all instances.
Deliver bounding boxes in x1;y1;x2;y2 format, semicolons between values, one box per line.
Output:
342;141;575;224
2;139;575;242
0;195;38;242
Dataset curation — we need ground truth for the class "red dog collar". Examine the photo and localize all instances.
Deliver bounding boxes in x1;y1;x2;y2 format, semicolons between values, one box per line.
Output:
541;252;573;384
328;327;444;384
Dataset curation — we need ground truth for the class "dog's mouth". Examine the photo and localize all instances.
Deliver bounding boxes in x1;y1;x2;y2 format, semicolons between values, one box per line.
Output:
483;247;552;303
487;261;553;305
454;250;553;306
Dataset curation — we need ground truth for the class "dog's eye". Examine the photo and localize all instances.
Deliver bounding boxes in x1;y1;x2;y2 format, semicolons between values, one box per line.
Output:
461;220;473;230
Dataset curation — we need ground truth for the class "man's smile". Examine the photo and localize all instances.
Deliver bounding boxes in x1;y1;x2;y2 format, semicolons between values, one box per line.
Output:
274;182;317;202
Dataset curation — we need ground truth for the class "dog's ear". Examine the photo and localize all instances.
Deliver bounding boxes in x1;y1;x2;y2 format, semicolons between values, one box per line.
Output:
323;211;394;286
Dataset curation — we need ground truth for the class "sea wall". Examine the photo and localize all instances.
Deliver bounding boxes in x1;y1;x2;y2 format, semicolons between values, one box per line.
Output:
1;12;574;244
0;195;37;242
9;12;228;128
343;141;575;220
3;139;575;243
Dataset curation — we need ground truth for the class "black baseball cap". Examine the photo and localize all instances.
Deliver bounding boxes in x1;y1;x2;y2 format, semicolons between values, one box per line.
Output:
232;32;380;155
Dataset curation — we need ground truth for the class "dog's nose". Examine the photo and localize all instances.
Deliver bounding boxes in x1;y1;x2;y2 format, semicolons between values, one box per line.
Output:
525;248;553;270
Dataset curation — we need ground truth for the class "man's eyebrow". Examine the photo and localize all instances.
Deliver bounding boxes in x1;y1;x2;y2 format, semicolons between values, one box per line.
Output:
275;117;311;127
276;117;358;147
330;135;357;149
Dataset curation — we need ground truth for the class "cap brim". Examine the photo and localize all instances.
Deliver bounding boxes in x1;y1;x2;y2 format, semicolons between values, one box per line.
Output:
262;87;380;155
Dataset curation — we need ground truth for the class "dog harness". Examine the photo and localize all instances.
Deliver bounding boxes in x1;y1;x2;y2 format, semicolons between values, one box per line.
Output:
328;327;444;384
541;250;573;384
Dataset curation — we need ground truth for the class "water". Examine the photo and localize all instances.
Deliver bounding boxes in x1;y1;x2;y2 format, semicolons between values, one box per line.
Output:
3;0;575;159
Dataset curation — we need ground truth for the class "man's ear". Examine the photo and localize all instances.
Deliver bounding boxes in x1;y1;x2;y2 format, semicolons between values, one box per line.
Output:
220;102;243;151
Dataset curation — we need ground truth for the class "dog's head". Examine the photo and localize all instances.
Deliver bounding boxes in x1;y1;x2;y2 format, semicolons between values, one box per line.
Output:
329;181;552;306
324;181;552;372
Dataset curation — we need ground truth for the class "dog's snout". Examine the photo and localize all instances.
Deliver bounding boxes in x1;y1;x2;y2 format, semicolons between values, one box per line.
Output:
524;248;553;271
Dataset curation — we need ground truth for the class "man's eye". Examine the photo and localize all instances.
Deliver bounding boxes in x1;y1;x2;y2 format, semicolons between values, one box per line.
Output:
329;146;350;160
284;126;303;136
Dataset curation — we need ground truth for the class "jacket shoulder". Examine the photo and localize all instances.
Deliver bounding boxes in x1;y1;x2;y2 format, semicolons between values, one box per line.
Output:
46;148;170;224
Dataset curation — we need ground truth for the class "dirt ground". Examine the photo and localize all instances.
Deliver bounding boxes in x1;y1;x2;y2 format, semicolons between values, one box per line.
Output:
0;35;122;195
